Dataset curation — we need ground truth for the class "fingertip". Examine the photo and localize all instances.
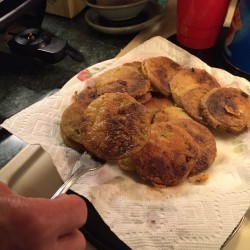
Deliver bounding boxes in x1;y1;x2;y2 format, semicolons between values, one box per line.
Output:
54;193;88;225
67;194;88;222
0;182;13;195
53;194;68;200
58;229;87;250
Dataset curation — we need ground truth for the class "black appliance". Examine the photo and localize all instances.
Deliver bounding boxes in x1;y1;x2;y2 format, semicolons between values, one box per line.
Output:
0;0;83;63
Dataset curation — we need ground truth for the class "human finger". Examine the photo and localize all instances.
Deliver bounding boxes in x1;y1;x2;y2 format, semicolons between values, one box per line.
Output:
48;194;87;236
2;194;87;247
58;229;86;250
0;182;13;195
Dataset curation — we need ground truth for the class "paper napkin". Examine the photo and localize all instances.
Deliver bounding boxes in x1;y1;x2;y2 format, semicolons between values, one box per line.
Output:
2;36;250;250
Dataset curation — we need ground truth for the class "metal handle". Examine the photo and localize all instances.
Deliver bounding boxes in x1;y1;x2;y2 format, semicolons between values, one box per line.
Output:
51;152;104;199
51;173;79;199
51;167;88;199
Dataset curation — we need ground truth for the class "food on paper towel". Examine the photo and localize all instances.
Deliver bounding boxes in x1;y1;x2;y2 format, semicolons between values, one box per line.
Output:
116;157;137;173
142;56;181;96
60;56;250;187
166;119;217;177
60;101;87;152
181;87;210;124
132;122;199;186
201;87;250;134
95;63;150;98
153;106;190;123
169;67;221;107
143;94;173;122
80;92;150;161
73;85;98;103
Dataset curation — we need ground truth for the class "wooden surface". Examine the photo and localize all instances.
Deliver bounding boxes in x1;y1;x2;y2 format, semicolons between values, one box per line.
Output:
45;0;87;18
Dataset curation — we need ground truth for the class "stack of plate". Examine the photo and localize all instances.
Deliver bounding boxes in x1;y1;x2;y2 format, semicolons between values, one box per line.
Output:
85;0;163;35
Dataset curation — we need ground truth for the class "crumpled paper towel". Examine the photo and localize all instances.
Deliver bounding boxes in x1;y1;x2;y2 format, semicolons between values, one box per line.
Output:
2;36;250;250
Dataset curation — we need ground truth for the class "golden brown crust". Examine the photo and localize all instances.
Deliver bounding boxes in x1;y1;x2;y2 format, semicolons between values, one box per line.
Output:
74;86;99;104
188;172;209;184
135;91;152;104
201;87;250;133
116;157;136;173
153;106;191;123
142;56;181;96
60;101;89;144
132;122;199;186
60;59;247;187
144;95;173;123
61;132;85;152
170;67;220;107
123;61;143;73
181;87;209;124
81;93;151;160
169;119;217;176
95;65;150;97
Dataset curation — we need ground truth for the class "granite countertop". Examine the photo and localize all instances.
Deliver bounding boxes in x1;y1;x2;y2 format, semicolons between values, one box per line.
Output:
0;8;136;168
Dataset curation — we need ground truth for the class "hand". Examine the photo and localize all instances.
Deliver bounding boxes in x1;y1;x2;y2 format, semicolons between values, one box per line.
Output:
0;182;87;250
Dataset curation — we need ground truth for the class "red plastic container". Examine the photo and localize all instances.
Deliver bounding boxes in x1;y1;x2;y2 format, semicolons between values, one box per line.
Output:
177;0;231;49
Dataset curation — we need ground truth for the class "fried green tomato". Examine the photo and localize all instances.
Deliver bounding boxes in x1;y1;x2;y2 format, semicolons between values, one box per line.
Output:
95;64;150;97
142;56;181;96
181;87;209;125
81;93;151;160
170;67;220;107
60;101;88;152
201;87;250;134
74;85;99;104
169;119;217;176
153;106;191;123
132;122;199;186
61;132;85;152
144;94;173;123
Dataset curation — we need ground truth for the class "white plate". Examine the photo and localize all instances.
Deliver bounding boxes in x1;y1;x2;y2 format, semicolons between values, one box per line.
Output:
85;1;163;35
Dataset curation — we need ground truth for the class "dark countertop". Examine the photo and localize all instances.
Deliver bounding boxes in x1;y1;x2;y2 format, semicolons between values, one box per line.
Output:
0;8;136;168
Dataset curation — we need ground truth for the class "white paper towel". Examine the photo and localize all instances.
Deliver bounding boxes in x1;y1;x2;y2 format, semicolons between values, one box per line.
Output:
2;36;250;250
